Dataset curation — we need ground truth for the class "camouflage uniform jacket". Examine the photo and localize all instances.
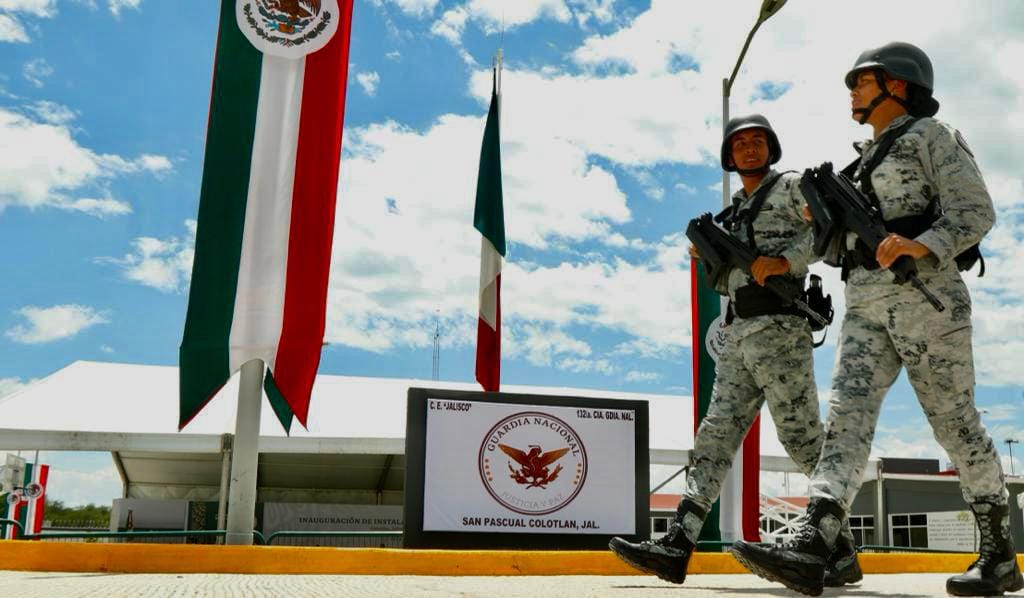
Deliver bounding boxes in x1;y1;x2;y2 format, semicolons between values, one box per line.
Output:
716;170;817;337
837;115;995;306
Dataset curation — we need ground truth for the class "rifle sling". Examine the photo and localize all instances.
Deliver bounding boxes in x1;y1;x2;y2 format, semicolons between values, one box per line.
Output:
719;171;786;253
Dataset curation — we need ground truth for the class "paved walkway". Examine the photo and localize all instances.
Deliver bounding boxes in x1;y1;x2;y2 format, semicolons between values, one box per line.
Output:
0;571;980;596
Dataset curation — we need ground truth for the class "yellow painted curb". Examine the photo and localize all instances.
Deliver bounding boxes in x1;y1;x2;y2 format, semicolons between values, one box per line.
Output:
0;542;1021;576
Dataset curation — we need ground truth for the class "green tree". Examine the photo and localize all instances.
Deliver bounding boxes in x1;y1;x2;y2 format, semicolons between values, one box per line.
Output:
44;499;111;524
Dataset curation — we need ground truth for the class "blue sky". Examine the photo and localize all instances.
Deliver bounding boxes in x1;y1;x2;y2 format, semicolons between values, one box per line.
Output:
1;0;1023;505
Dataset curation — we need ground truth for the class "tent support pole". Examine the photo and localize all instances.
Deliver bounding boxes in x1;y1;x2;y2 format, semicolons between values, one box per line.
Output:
225;359;263;545
217;433;233;542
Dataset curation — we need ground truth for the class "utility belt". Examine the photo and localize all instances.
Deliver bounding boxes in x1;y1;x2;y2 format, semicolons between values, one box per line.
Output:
841;212;983;279
728;278;833;332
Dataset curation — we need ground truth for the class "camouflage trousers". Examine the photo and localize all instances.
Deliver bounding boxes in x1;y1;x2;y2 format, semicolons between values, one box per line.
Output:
684;314;823;514
809;269;1008;508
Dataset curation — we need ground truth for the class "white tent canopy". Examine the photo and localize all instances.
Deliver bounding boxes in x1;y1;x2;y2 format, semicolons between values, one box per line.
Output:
0;361;803;503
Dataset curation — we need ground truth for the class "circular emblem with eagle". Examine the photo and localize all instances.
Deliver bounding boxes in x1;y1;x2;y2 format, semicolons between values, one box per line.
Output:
236;0;340;59
478;411;588;516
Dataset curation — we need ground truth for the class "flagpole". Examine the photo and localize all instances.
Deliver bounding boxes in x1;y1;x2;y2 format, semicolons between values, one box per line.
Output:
225;358;264;545
494;49;503;111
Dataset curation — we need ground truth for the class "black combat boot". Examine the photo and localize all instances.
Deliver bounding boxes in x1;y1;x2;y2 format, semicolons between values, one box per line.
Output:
730;497;845;597
946;501;1024;596
608;499;706;584
823;527;863;587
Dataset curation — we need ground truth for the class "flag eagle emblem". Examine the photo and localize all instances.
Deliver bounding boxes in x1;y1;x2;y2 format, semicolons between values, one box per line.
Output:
237;0;339;59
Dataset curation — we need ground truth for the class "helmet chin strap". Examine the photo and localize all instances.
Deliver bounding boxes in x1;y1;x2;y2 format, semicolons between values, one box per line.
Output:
736;163;770;177
853;69;911;124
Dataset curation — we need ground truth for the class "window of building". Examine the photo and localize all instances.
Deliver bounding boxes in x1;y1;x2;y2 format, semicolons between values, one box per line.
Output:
891;513;929;548
651;517;669;534
848;515;875;546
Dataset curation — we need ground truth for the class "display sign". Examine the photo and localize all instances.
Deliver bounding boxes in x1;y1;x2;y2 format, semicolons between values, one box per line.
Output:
924;510;977;551
263;503;402;535
404;388;649;549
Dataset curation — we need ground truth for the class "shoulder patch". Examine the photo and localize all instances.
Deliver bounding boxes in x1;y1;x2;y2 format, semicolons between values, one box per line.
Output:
955;130;975;157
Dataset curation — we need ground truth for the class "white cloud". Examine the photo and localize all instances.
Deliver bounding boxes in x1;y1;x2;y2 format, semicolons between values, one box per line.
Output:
463;0;571;31
0;0;57;17
0;106;171;216
324;91;697;356
61;195;132;217
99;344;114;354
5;304;109;344
0;377;28;398
431;0;613;45
27;100;74;124
674;182;696;195
430;6;468;45
44;464;121;507
107;0;140;17
625;370;661;383
511;326;592;367
356;71;380;97
137;153;172;175
22;57;53;87
0;14;29;42
967;218;1024;385
385;50;401;60
380;0;438;18
558;356;615;375
978;403;1022;423
0;0;57;43
100;220;196;292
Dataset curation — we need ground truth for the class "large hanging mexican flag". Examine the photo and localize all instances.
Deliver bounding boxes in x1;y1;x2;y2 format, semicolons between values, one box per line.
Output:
179;0;354;433
474;73;505;392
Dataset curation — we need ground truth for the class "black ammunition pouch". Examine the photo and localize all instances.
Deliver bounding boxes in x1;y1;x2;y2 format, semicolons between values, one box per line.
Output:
803;276;834;332
732;284;801;319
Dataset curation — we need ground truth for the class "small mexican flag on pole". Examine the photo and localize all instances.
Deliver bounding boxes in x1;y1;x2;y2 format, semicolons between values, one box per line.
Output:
1;461;47;540
474;55;506;392
179;0;354;433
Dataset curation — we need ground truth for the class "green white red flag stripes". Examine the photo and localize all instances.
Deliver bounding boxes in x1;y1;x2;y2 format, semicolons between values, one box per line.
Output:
474;75;506;392
1;461;47;540
179;0;354;433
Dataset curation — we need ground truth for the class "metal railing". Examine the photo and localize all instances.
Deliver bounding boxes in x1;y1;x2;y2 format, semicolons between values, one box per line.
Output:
265;530;402;547
0;520;266;544
859;544;973;554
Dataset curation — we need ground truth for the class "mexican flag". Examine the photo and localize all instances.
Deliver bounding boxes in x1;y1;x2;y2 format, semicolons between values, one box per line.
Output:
473;73;506;392
179;0;354;432
2;461;47;540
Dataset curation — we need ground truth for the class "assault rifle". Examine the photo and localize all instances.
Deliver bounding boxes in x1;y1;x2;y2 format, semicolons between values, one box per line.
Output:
799;162;945;312
686;213;829;329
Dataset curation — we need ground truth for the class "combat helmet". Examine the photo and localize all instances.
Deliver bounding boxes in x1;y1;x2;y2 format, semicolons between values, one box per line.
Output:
845;41;939;122
720;114;781;175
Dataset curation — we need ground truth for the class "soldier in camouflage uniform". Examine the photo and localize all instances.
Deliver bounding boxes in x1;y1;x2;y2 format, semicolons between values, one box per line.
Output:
732;42;1022;598
609;115;860;587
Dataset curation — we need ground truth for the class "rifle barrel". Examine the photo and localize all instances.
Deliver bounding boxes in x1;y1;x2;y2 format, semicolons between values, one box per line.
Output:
909;275;946;312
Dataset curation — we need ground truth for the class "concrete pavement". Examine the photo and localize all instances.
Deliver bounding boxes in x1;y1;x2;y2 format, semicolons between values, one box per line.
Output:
0;571;987;597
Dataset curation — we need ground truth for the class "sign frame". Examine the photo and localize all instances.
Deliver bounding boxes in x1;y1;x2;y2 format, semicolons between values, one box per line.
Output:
403;387;649;549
